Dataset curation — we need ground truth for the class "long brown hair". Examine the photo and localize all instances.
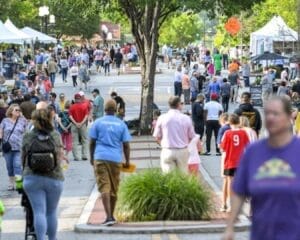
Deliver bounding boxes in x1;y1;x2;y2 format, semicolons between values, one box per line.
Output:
31;109;54;132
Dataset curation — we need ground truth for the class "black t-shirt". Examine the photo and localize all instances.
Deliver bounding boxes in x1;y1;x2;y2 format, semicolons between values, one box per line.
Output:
23;55;31;64
192;101;204;124
114;96;125;110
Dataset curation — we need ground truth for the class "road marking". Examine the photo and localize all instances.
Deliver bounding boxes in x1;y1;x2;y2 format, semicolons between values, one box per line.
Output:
152;234;162;240
169;234;180;240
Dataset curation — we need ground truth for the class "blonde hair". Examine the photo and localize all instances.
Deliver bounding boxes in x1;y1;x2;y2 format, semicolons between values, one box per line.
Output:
240;116;250;128
219;112;229;124
6;104;20;118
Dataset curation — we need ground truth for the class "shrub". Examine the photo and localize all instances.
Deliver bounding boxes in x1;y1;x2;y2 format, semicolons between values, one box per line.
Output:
115;169;212;222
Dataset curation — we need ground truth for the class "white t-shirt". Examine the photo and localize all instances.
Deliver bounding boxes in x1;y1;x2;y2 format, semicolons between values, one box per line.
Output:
204;101;223;120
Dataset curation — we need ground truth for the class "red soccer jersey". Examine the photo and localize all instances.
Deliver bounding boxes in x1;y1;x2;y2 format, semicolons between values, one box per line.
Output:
221;129;250;169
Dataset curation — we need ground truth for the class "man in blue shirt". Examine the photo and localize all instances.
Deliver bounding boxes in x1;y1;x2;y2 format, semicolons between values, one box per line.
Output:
89;99;131;226
208;77;221;99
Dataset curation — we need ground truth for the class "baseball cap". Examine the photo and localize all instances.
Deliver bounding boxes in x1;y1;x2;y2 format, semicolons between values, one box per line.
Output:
74;93;81;99
210;93;218;100
78;91;85;96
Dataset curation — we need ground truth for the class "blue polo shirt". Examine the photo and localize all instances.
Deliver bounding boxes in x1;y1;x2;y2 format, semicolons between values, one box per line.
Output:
89;115;132;163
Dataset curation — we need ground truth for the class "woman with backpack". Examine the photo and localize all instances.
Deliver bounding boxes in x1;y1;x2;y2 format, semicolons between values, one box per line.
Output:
0;104;27;190
22;109;65;240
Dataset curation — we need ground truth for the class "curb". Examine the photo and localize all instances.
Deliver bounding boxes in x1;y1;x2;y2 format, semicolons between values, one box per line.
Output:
75;222;249;234
74;163;251;234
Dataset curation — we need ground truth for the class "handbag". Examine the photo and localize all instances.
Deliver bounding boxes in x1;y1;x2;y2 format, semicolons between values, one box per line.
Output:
2;117;19;153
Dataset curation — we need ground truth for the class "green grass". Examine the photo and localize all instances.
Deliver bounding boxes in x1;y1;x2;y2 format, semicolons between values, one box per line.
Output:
115;169;212;222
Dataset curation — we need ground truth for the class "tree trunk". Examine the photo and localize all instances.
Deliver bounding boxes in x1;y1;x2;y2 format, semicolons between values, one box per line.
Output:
122;2;161;134
138;44;157;135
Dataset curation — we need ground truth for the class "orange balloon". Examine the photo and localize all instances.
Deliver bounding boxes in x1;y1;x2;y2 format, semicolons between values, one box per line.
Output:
225;17;241;36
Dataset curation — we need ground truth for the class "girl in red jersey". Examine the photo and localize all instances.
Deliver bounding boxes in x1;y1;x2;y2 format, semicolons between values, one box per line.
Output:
220;114;250;212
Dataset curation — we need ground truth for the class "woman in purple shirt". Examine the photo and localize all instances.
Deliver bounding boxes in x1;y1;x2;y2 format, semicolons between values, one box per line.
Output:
0;104;27;190
224;96;300;240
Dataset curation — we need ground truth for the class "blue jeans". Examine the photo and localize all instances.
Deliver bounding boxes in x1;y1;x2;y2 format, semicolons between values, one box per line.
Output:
23;175;63;240
61;68;68;82
50;73;56;87
243;76;250;87
3;151;21;177
174;82;182;97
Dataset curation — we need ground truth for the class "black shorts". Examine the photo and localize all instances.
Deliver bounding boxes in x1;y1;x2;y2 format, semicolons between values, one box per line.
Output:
224;168;237;177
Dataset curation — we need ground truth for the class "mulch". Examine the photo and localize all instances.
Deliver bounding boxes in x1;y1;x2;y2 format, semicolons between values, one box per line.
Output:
88;173;230;226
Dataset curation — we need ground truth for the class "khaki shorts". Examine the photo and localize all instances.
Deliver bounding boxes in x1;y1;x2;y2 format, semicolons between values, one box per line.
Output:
94;160;121;197
160;148;189;174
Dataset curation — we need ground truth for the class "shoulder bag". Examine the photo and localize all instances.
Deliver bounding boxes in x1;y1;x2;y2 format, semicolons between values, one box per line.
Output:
2;117;19;153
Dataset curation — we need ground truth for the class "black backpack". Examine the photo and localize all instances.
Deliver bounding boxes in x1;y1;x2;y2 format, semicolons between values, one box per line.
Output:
27;132;57;173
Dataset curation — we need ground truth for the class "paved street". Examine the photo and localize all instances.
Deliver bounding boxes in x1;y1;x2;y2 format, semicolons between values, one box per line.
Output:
0;67;250;239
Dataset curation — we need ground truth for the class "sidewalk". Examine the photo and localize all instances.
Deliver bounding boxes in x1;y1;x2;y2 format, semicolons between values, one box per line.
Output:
75;136;250;234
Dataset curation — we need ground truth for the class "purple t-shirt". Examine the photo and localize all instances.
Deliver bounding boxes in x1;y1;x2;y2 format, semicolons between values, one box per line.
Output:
0;117;27;151
233;137;300;240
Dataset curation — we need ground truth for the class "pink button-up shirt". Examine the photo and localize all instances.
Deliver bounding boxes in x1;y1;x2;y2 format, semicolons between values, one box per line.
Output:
153;109;195;149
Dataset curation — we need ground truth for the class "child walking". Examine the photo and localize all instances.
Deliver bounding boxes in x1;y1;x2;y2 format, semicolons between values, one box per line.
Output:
220;114;250;212
188;134;203;177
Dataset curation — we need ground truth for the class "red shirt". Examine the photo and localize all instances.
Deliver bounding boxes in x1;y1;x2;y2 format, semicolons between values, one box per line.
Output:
69;102;88;123
82;98;92;113
221;129;250;169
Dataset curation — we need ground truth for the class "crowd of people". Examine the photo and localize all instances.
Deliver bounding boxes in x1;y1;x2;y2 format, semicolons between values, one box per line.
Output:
1;39;300;239
0;78;128;237
0;42;139;95
155;45;300;239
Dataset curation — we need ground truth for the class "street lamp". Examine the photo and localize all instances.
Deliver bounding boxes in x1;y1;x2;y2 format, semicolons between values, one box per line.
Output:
38;5;55;34
49;15;55;24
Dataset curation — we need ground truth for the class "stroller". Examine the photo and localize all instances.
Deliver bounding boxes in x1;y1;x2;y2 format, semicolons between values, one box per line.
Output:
16;181;37;240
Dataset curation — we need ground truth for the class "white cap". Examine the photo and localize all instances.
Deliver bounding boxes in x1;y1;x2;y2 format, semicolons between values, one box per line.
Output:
78;91;85;96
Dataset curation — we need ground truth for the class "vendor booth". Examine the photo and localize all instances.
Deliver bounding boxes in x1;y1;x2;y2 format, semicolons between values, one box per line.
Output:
21;27;57;44
250;16;298;56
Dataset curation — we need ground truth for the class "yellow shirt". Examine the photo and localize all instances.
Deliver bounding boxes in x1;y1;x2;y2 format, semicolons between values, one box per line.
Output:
59;100;66;112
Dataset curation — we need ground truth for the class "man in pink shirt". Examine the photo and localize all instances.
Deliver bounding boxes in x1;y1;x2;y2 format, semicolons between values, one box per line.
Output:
153;96;196;173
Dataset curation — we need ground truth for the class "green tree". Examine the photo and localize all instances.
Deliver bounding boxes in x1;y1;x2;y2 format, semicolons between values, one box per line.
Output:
99;0;263;134
0;0;101;38
0;0;40;28
159;13;203;47
49;0;101;38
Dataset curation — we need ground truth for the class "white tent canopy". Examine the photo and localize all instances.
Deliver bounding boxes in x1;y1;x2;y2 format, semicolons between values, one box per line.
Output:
0;20;25;44
21;27;57;44
250;16;298;56
4;19;32;42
